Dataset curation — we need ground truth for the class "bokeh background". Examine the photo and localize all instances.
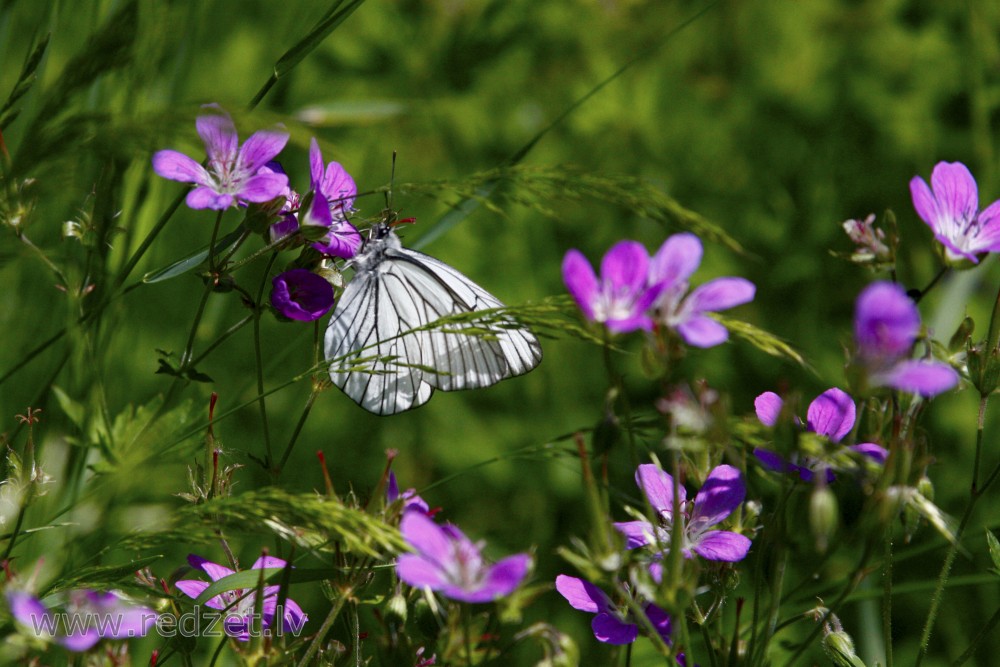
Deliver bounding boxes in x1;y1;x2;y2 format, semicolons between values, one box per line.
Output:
2;0;1000;664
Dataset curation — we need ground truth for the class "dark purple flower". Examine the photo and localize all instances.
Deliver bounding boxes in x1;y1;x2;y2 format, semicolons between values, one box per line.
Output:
387;472;430;514
910;161;1000;264
271;269;335;322
854;282;959;397
562;241;662;333
175;554;307;642
649;233;755;348
753;388;887;482
396;511;529;603
152;104;289;210
7;589;157;652
554;575;672;646
305;138;361;259
614;464;751;562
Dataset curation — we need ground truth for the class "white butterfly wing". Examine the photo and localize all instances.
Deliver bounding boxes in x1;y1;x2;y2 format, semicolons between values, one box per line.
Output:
324;244;542;415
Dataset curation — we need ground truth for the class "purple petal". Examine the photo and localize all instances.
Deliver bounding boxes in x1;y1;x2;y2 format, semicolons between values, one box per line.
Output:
152;150;209;185
251;555;288;571
686;277;755;313
238;129;289;174
322;162;357;211
635;464;685;513
312;220;363;260
976;200;1000;252
309;138;325;188
396;554;449;590
600;241;649;293
692;464;745;527
238;171;290;203
482;554;530;598
930;161;978;227
854;282;920;359
677;315;729;348
805;388;855;442
850;442;888;464
269;214;299;243
302;192;333;228
613;520;654;549
605;313;656;334
592;612;638;645
188;555;234;582
909;176;939;231
196;106;238;163
7;591;51;632
562;250;598;321
754;392;784;427
400;511;457;565
174;579;212;602
186;186;233;210
554;575;609;613
643;603;673;644
60;627;101;652
650;233;702;290
879;359;959;397
691;530;752;562
753;448;794;474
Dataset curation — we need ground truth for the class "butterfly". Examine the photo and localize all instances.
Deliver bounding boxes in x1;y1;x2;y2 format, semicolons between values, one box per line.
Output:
323;221;542;414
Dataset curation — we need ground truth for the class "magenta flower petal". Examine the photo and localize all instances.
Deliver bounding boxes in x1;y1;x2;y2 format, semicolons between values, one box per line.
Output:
322;162;357;212
592;612;639;645
271;269;335;322
7;591;53;636
910;161;1000;261
643;603;673;645
482;554;532;598
613;520;654;549
691;464;745;527
692;530;752;561
562;250;598;321
400;512;454;564
239;171;291;203
188;554;235;582
686;277;756;312
754;391;784;427
879;359;959;397
930;161;978;225
555;575;607;613
909;176;939;232
601;241;649;293
753;448;796;474
805;388;855;442
650;233;702;289
854;282;920;360
238;129;290;174
851;442;888;463
974;200;1000;252
312;220;363;259
635;464;685;514
152;150;209;184
175;579;214;604
60;629;101;652
396;554;450;589
196;107;238;162
677;315;730;348
186;187;233;210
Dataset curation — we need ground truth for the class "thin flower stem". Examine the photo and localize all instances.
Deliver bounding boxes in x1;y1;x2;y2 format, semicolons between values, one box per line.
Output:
911;266;949;303
207;636;228;667
188;315;254;368
113;190;185;289
179;285;212;369
882;536;894;667
255;253;278;473
207;210;224;273
915;393;993;666
277;390;318;473
295;591;348;667
950;604;1000;666
463;604;474;666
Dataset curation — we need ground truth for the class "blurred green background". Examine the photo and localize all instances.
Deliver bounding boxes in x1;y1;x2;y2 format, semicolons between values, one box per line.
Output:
2;0;1000;664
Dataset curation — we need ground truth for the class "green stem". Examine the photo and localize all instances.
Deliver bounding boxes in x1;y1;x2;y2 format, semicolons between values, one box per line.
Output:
277;390;318;473
256;253;278;472
916;393;993;665
882;536;894;667
179;286;212;370
951;604;1000;666
207;210;224;273
295;591;348;667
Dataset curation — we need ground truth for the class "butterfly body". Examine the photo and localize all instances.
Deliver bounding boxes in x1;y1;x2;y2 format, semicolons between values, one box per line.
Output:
324;224;542;414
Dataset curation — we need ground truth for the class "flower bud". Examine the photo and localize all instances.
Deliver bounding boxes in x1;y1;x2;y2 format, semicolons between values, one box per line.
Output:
949;316;974;353
384;592;408;626
810;485;838;553
822;628;867;667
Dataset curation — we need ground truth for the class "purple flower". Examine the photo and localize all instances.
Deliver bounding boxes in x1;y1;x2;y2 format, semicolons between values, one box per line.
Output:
650;233;755;348
614;464;751;562
175;554;307;641
753;388;887;482
396;511;529;603
554;575;672;646
7;589;157;652
152;105;289;210
387;472;431;515
270;269;335;322
854;282;959;397
562;241;662;333
305;138;361;259
910;161;1000;264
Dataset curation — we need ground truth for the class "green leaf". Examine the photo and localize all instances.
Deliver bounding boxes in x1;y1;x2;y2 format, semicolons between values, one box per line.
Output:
987;530;1000;575
715;315;812;370
142;226;246;283
50;385;86;430
191;566;339;608
0;32;51;130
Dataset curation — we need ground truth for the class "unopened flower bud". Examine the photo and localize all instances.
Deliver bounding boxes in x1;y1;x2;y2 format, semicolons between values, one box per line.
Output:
384;593;408;625
810;485;838;553
822;628;867;667
949;316;974;353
